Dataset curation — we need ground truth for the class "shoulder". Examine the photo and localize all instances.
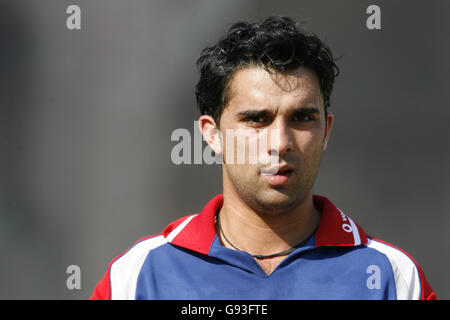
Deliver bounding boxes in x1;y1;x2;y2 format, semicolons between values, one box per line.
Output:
90;214;198;300
109;234;168;296
90;234;168;300
363;236;436;300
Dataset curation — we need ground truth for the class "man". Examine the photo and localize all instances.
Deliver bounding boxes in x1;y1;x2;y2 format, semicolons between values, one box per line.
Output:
90;16;436;300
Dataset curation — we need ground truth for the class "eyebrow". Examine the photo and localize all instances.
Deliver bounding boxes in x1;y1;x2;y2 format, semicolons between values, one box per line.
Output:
291;107;320;116
236;109;271;119
236;107;320;118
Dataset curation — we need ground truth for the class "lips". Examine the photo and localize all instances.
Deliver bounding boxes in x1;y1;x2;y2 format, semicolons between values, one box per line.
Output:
260;164;293;175
260;165;294;186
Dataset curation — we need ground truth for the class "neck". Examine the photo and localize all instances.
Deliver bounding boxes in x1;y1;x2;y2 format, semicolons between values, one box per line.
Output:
217;188;321;257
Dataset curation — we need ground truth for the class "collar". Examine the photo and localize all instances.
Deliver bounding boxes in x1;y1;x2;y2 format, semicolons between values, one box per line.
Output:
161;194;367;255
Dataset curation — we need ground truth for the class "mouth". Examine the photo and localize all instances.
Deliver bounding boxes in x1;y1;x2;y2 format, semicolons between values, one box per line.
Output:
260;164;293;175
260;165;294;186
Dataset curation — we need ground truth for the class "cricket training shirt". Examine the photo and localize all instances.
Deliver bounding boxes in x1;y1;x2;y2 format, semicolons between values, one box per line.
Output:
90;194;437;300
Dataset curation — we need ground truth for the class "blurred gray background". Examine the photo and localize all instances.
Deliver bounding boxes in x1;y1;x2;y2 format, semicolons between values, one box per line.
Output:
0;0;448;299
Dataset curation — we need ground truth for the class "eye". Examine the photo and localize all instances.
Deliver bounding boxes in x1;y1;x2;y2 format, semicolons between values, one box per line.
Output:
240;112;271;125
292;112;313;122
245;115;267;123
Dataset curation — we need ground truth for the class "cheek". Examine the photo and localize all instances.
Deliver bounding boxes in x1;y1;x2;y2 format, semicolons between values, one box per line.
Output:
295;131;325;158
221;129;264;165
223;161;261;195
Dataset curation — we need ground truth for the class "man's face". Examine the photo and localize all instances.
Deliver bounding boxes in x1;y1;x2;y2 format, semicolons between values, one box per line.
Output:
208;66;333;215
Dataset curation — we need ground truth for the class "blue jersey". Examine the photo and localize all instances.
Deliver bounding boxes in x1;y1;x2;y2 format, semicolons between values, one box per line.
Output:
90;194;436;300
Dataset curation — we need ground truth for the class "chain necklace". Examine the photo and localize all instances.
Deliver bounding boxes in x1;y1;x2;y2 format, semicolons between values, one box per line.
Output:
215;212;309;260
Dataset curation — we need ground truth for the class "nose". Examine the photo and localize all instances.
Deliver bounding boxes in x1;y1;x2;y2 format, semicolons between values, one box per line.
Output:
267;118;293;157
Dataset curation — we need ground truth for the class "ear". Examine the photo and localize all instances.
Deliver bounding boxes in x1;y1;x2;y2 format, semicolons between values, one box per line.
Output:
198;115;223;155
322;111;334;151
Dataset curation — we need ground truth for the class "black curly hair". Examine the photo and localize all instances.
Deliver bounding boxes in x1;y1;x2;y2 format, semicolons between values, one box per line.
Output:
195;16;339;126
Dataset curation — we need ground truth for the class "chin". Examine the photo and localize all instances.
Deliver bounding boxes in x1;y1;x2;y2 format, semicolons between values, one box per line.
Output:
252;189;302;215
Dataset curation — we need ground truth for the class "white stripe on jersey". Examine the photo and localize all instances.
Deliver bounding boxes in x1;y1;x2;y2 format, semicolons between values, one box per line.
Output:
347;216;361;246
109;215;198;299
110;235;167;299
365;238;421;300
337;208;361;246
166;214;197;242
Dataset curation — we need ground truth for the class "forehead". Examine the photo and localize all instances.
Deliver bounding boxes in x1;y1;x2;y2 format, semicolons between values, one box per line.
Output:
225;66;322;111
